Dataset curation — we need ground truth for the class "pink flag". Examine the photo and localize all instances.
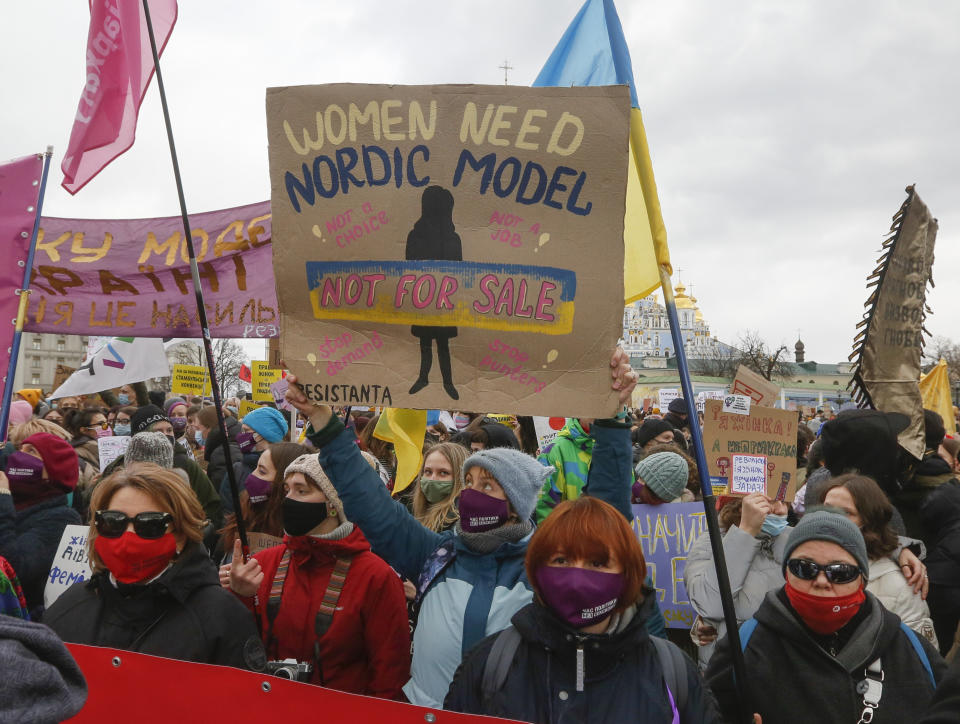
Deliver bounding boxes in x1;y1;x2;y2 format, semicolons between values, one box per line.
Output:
61;0;178;194
0;153;43;382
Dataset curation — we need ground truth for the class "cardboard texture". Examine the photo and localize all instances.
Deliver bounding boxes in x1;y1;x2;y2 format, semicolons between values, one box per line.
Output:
53;364;76;391
730;365;779;407
267;84;629;415
701;399;798;499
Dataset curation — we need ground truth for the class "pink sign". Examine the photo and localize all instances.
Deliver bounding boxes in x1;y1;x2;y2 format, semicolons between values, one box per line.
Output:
0;153;43;383
24;201;279;339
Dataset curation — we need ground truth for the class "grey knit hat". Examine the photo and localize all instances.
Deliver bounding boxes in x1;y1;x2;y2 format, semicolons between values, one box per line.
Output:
782;509;870;577
462;448;552;522
125;432;174;469
636;451;689;502
284;454;344;523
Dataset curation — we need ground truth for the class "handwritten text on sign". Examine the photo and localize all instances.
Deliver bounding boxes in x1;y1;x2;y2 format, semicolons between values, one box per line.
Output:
631;503;707;629
731;454;767;495
44;524;92;609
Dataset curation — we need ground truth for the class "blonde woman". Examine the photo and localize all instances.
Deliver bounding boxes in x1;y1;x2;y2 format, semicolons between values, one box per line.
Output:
412;442;469;533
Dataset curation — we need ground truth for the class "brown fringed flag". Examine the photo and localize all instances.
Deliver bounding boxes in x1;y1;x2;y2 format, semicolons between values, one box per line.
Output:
849;186;938;460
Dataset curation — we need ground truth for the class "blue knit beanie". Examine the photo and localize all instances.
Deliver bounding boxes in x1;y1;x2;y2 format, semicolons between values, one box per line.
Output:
242;407;288;443
463;448;552;522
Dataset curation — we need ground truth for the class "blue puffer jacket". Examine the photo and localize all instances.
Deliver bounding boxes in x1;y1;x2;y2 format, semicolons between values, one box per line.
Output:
310;416;643;708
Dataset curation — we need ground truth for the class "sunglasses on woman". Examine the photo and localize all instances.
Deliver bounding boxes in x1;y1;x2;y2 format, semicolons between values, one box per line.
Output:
786;558;861;584
95;510;173;539
84;421;111;431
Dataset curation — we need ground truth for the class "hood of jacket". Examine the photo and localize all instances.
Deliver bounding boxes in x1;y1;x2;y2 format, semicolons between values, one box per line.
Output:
920;479;960;536
753;588;895;672
557;418;594;450
204;416;241;461
283;525;371;564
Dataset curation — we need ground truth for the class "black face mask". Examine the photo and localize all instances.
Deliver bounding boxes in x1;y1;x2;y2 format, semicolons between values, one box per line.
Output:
165;435;177;452
281;498;328;536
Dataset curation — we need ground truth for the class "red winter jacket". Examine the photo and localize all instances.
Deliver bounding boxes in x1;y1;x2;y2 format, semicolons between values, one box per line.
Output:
245;527;410;699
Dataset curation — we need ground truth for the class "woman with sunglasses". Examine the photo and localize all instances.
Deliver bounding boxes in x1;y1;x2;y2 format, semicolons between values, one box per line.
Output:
820;474;938;645
63;408;111;472
44;464;264;670
706;510;947;724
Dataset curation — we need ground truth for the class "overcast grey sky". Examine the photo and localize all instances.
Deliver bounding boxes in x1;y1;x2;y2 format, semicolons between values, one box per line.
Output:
3;0;957;364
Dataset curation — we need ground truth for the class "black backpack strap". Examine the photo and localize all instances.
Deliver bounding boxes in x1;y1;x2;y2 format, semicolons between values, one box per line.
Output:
481;626;523;700
650;636;688;714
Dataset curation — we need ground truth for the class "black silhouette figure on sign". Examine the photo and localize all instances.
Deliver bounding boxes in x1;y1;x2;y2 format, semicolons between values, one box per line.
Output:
406;186;461;400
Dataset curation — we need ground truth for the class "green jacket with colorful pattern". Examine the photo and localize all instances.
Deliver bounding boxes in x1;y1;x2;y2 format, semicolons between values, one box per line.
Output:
534;419;595;523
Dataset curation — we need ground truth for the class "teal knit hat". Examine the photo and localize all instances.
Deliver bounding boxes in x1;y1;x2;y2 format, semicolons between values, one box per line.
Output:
636;452;689;502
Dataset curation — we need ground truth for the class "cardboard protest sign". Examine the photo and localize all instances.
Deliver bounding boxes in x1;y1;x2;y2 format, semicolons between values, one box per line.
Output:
730;365;779;407
25;202;279;339
267;84;629;416
98;436;131;472
246;532;283;555
171;363;211;396
631;503;706;629
657;388;680;410
251;360;283;403
53;363;76;391
533;416;566;451
701;399;797;500
45;524;92;609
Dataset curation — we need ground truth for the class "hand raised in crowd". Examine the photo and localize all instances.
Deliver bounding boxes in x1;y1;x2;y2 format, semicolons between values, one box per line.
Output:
227;539;263;597
739;493;772;537
610;346;638;407
898;547;929;599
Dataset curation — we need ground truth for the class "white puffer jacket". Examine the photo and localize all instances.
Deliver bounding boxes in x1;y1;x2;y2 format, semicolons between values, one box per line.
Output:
867;557;938;647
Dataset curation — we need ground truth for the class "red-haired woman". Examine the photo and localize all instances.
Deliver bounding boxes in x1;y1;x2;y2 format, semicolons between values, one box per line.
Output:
444;496;719;723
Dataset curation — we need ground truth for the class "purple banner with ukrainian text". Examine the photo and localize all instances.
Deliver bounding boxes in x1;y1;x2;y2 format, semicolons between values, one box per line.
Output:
23;201;278;339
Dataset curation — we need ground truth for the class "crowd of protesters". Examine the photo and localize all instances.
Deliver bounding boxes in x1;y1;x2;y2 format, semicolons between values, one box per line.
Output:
2;366;960;723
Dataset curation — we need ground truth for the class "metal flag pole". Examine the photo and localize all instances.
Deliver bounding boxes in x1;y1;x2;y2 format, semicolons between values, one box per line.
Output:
659;266;752;723
0;147;53;442
142;0;249;557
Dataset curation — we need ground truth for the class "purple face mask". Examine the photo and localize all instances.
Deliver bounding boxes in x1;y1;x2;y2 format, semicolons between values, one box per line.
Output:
244;472;273;504
170;416;188;433
536;566;625;627
458;488;510;532
6;452;44;485
236;432;257;454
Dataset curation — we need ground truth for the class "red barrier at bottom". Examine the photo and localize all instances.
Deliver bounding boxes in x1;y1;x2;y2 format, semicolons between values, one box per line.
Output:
65;644;518;723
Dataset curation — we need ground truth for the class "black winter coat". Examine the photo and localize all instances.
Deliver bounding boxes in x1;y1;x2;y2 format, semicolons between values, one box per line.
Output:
920;479;960;650
220;450;260;517
706;589;946;724
44;542;264;670
0;493;80;617
444;595;720;724
205;417;242;513
920;653;960;724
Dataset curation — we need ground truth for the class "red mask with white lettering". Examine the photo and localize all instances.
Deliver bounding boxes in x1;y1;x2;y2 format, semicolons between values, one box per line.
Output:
94;532;177;584
785;580;865;634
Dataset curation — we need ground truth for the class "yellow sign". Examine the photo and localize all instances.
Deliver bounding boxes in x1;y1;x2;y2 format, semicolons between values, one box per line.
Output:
238;400;261;418
171;364;211;396
251;360;282;403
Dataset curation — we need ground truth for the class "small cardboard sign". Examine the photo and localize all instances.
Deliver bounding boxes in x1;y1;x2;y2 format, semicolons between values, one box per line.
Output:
730;365;779;407
658;388;680;410
731;454;767;495
98;436;131;472
53;364;76;391
171;363;212;396
247;532;283;555
702;399;797;499
533;416;566;452
251;361;283;403
44;524;92;609
722;394;751;416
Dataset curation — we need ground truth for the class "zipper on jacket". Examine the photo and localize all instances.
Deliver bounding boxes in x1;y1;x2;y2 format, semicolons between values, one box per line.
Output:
576;643;585;692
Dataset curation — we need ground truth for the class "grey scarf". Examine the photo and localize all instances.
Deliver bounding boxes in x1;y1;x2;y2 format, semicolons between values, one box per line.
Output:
456;519;533;554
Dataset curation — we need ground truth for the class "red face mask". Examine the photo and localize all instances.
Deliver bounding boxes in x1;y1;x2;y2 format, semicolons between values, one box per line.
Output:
785;580;865;634
94;532;178;584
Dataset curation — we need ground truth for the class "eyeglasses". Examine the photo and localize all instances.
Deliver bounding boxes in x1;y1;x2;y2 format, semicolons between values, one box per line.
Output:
84;422;111;431
787;558;861;584
95;510;173;539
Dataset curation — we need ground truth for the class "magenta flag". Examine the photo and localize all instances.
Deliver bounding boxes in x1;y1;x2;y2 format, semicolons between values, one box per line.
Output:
0;154;44;385
61;0;178;194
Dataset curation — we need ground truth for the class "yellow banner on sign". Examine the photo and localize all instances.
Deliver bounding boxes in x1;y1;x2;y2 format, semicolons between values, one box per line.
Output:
171;364;212;396
238;400;262;418
251;361;282;403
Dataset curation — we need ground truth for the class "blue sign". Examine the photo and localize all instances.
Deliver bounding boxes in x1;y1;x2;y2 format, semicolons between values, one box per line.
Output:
631;503;707;629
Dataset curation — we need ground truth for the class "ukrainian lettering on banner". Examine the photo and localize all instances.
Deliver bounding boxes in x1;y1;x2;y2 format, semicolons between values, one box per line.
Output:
23;201;279;339
268;84;629;416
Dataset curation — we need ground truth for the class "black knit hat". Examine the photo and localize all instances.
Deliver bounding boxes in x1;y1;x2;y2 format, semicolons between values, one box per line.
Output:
819;409;910;494
131;404;169;435
636;418;675;447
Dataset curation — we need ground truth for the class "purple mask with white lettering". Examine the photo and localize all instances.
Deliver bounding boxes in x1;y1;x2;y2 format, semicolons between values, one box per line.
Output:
458;488;510;532
244;472;273;504
236;432;257;454
536;566;625;627
5;452;44;486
